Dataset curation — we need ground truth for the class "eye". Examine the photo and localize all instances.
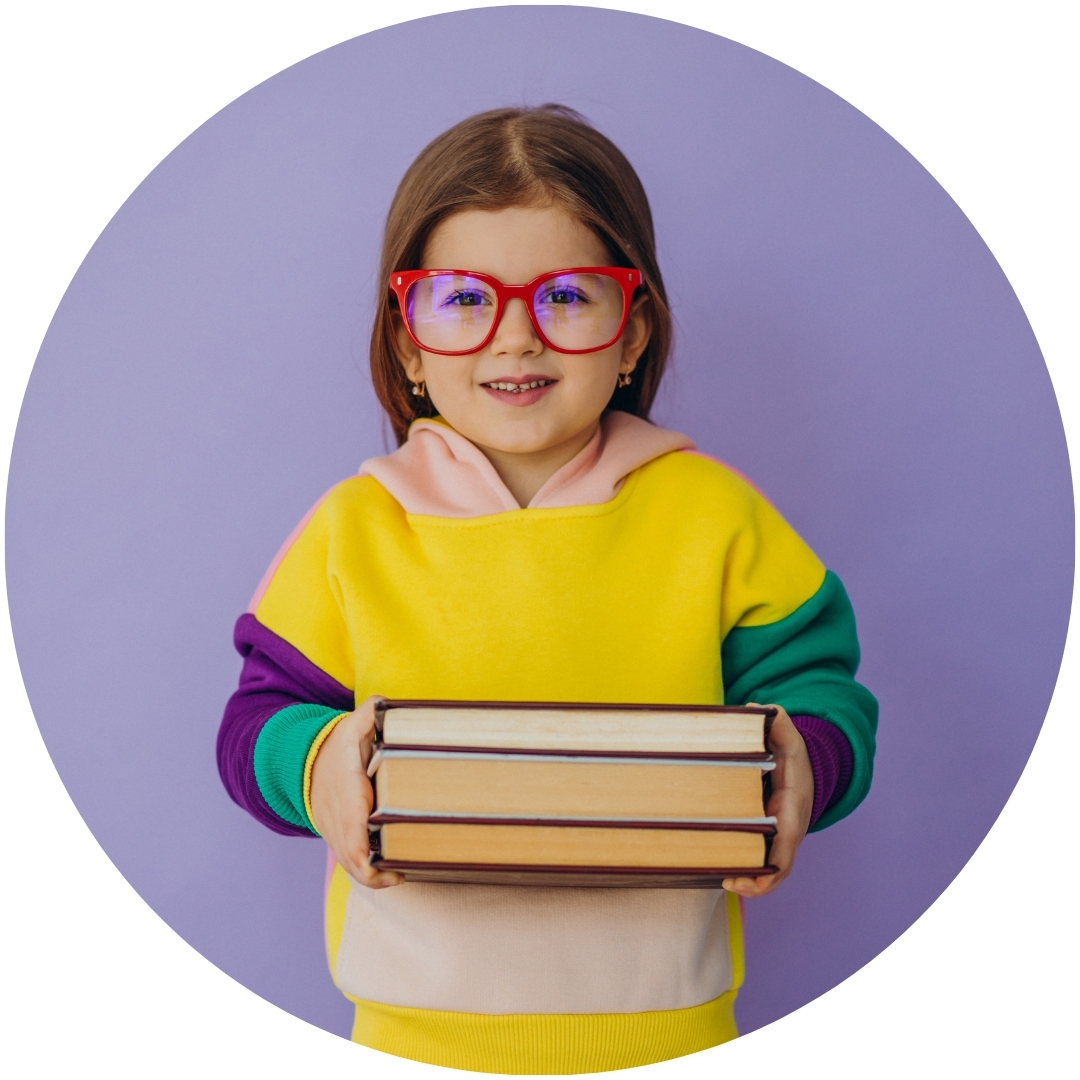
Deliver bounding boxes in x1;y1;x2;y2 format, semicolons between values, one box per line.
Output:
442;289;490;308
542;286;589;305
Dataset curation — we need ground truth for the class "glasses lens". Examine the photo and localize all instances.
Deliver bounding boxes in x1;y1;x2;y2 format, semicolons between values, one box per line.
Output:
405;274;496;353
532;272;627;352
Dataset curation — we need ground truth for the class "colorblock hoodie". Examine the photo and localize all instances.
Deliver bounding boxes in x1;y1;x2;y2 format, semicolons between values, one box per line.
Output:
218;411;877;1073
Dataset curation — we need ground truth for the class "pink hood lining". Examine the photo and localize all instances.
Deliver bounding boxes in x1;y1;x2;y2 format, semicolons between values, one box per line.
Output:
359;411;695;518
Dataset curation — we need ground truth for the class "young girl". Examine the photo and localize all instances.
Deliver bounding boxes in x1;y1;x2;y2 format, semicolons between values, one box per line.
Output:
218;105;877;1074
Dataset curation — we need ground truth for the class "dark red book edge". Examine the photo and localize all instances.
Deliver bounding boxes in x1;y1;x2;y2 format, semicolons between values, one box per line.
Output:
369;813;776;833
377;743;774;761
369;858;779;888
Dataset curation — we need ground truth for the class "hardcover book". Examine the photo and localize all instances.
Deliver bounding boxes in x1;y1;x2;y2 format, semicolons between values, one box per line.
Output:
367;700;779;886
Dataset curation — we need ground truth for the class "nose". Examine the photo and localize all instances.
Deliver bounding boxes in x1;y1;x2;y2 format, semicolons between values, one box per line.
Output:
490;297;543;357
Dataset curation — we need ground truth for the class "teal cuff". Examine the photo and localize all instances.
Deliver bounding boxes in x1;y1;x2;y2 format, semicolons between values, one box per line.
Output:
253;703;345;834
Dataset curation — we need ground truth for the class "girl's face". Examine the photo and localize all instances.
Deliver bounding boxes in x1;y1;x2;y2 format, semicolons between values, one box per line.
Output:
394;204;652;459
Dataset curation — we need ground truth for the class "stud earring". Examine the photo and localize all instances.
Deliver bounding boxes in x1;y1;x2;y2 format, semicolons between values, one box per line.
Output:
617;372;632;388
411;380;426;398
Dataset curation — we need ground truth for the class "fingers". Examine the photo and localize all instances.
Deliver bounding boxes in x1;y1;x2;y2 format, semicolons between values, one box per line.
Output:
722;824;796;897
766;825;800;877
348;857;403;890
766;709;804;757
335;847;403;890
723;702;809;899
723;810;797;897
359;862;404;890
722;873;781;898
354;695;385;771
748;702;799;754
722;839;797;897
354;695;382;736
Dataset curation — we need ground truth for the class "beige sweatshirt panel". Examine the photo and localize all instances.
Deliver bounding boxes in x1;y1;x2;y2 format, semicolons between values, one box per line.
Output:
334;881;733;1014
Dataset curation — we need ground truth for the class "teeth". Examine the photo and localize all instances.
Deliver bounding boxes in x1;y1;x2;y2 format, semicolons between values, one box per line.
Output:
488;379;551;392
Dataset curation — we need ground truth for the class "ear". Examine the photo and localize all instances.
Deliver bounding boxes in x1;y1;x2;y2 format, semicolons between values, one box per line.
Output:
619;293;653;376
391;309;426;384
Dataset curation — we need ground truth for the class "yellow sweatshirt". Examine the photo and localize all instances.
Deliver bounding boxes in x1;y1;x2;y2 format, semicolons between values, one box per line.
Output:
236;413;876;1072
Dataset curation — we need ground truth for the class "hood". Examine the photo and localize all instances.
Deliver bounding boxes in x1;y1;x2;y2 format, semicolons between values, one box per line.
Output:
360;410;695;518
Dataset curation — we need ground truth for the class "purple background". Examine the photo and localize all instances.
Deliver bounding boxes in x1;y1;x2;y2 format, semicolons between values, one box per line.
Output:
6;7;1072;1040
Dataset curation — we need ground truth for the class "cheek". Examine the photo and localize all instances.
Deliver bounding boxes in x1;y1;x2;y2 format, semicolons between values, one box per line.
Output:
421;356;476;395
562;351;622;396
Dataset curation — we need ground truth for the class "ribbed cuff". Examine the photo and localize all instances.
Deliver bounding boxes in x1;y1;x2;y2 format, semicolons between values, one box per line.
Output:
253;704;346;834
791;714;854;829
303;713;348;832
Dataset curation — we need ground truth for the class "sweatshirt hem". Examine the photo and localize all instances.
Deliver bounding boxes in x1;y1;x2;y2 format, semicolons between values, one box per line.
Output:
345;990;739;1073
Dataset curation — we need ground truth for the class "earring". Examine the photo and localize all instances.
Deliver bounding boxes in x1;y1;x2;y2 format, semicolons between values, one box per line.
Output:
411;380;426;398
617;372;632;388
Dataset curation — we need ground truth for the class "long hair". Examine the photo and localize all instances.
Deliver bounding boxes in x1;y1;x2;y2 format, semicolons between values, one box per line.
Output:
371;105;673;445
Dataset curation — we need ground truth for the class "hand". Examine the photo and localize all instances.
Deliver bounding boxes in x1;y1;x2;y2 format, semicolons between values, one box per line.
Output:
309;695;402;889
722;704;813;898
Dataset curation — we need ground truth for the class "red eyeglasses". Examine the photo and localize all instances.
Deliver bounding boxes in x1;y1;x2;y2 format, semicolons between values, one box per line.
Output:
390;267;642;356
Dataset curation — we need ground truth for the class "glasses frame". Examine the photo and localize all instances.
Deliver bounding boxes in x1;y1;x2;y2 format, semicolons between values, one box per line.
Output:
389;266;643;356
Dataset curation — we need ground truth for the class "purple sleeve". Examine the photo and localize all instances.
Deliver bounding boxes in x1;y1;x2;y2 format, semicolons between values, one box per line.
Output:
791;714;854;829
217;613;355;836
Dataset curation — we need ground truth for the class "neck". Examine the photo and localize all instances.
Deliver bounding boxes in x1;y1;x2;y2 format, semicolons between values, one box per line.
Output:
475;421;600;507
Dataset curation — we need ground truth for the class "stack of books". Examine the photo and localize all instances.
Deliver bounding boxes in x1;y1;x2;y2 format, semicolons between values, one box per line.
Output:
367;700;778;887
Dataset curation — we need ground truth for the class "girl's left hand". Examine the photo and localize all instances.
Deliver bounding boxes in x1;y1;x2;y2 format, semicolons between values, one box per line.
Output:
722;704;813;898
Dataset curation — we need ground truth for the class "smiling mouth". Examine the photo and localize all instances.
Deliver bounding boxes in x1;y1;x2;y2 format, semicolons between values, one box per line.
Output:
481;378;557;394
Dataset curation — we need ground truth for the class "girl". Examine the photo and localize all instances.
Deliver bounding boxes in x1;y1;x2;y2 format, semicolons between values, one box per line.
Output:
218;105;877;1074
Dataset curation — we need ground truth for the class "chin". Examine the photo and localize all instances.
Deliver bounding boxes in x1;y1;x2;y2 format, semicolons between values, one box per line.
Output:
487;435;555;455
486;424;561;452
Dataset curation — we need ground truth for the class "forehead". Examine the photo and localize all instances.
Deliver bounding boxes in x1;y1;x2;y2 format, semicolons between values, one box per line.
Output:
422;205;610;281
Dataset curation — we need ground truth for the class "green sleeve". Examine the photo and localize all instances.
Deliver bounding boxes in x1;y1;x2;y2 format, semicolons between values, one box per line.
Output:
253;703;345;834
721;570;878;830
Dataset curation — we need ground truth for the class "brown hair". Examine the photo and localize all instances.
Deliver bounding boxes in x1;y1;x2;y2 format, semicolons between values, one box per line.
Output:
370;104;673;444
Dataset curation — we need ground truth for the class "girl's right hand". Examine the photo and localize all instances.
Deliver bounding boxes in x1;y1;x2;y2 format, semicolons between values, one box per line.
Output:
309;695;402;889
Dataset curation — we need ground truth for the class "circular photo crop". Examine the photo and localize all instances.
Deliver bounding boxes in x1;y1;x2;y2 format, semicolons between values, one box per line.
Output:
6;6;1071;1070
